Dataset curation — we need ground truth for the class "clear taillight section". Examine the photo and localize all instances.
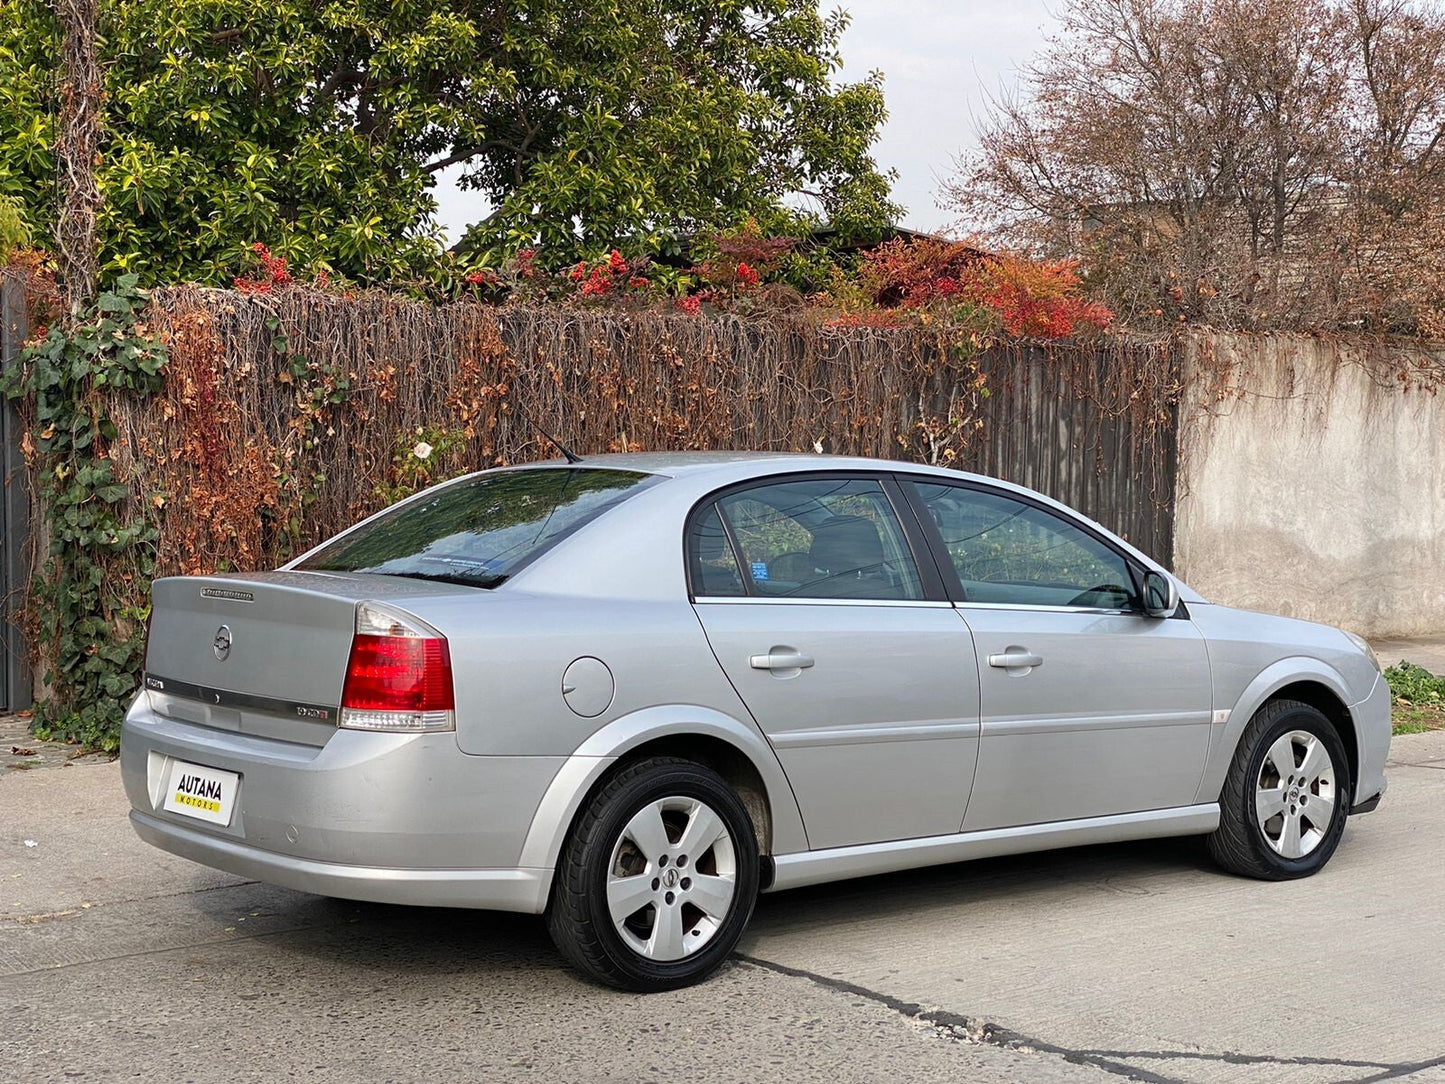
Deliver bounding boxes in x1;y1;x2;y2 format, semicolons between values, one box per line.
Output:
340;602;455;733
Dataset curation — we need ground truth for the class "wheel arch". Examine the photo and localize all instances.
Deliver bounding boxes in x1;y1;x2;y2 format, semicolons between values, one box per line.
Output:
1263;681;1359;794
1196;658;1361;804
517;705;807;881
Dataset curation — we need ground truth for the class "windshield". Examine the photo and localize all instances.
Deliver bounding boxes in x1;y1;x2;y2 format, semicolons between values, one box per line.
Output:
297;467;659;587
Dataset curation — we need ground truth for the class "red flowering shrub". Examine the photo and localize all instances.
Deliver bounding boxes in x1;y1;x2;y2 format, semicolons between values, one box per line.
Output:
859;240;1112;338
234;243;293;293
221;229;1110;341
560;250;652;301
859;239;989;309
581;267;614;296
962;256;1114;338
692;259;765;294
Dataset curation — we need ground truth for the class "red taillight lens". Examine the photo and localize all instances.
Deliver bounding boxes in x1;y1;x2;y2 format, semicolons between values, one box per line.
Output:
342;634;455;713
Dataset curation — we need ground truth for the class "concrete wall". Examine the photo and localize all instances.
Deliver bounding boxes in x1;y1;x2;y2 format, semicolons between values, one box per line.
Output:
1174;331;1445;638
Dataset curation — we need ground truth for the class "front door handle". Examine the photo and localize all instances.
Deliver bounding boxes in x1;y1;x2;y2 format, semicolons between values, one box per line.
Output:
988;649;1043;670
749;649;815;672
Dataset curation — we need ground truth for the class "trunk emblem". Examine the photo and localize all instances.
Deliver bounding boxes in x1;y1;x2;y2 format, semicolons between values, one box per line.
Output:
212;625;233;661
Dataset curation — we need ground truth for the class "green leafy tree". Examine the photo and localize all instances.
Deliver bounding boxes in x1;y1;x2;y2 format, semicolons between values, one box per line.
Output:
0;193;31;256
0;0;899;285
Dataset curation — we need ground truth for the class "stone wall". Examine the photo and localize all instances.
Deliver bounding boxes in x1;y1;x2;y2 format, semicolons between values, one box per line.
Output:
1175;331;1445;638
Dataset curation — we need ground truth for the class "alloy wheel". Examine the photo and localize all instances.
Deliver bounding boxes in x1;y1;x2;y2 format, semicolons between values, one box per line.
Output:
1254;729;1337;859
606;796;738;961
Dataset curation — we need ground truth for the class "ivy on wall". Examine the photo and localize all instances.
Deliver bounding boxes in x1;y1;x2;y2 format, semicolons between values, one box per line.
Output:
1;274;166;749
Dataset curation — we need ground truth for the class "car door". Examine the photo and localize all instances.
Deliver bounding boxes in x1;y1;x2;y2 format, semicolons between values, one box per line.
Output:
901;478;1213;832
687;474;981;850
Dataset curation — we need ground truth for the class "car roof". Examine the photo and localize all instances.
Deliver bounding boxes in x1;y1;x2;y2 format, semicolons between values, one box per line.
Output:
522;450;997;486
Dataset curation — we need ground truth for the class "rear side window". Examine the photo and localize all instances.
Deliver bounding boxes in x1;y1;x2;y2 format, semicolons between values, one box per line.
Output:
687;504;745;597
298;468;658;588
694;477;924;601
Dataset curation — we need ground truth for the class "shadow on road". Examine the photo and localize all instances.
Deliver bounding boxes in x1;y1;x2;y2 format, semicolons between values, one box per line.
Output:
750;834;1216;930
176;834;1217;982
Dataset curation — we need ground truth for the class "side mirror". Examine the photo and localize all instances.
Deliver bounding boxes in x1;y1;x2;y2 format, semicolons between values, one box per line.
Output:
1141;570;1179;618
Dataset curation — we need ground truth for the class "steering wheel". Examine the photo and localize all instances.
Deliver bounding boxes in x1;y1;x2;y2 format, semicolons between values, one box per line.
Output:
1066;583;1132;608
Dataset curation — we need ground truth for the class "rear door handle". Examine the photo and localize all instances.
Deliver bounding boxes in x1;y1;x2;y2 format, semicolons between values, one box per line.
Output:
750;649;815;671
988;650;1043;669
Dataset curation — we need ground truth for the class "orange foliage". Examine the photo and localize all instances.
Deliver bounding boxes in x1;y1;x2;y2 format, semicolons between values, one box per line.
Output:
963;255;1114;338
131;308;281;574
858;239;1113;338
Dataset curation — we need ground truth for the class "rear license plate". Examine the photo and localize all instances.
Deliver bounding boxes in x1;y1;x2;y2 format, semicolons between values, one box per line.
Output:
162;760;240;826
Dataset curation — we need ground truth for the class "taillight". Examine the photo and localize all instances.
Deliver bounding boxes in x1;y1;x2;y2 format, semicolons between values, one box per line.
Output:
340;602;456;733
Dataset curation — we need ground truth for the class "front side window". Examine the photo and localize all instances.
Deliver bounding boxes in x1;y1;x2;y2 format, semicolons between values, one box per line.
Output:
911;482;1137;609
299;467;658;588
697;477;924;601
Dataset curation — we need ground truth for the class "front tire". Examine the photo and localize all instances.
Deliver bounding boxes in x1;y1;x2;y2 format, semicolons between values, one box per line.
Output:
1207;699;1351;880
547;756;760;991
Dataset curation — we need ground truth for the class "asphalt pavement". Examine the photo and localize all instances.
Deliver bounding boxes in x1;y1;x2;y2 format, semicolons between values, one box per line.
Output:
2;733;1442;1084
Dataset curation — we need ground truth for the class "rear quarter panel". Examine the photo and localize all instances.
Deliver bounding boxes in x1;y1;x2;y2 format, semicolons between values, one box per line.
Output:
400;593;745;757
397;589;810;857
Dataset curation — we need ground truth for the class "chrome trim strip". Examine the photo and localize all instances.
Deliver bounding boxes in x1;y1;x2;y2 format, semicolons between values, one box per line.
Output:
769;721;980;749
692;597;952;608
766;804;1220;892
144;672;338;724
980;710;1212;738
955;601;1136;616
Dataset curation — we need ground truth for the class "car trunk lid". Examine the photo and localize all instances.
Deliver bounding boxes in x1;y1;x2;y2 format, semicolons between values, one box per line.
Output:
143;571;470;746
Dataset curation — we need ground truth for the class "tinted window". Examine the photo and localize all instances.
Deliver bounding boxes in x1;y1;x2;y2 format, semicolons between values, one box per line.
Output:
299;468;658;587
687;503;745;597
912;482;1136;609
707;478;924;601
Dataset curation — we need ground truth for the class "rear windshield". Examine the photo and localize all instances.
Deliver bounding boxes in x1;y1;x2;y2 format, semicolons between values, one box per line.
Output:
297;467;658;588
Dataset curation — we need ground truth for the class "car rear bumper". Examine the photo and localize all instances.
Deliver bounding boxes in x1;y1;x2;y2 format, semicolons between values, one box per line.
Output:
121;697;564;913
129;809;553;912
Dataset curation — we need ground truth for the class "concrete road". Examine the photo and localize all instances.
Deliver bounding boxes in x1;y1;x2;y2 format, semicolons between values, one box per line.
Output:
2;735;1442;1084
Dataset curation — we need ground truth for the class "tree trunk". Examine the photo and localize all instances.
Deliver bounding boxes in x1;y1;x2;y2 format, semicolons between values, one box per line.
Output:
56;0;101;318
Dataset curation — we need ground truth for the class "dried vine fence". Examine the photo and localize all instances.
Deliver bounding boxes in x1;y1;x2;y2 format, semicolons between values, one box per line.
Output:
111;287;1179;581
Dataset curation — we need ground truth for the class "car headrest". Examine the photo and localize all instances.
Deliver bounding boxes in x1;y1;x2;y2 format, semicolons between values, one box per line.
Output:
807;515;884;576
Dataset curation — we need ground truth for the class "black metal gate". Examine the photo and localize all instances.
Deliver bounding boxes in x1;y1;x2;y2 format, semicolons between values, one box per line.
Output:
1;275;32;711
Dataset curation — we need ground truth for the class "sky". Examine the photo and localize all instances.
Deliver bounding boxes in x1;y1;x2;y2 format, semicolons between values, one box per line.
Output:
430;0;1058;243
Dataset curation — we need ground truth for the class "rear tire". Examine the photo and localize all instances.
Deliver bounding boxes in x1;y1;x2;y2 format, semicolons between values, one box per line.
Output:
1207;699;1351;880
547;756;759;991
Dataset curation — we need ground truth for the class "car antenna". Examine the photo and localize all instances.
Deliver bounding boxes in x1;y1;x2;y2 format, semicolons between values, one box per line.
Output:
533;419;584;464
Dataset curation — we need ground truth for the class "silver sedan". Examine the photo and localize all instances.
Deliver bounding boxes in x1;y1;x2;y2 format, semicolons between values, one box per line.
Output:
121;453;1391;989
